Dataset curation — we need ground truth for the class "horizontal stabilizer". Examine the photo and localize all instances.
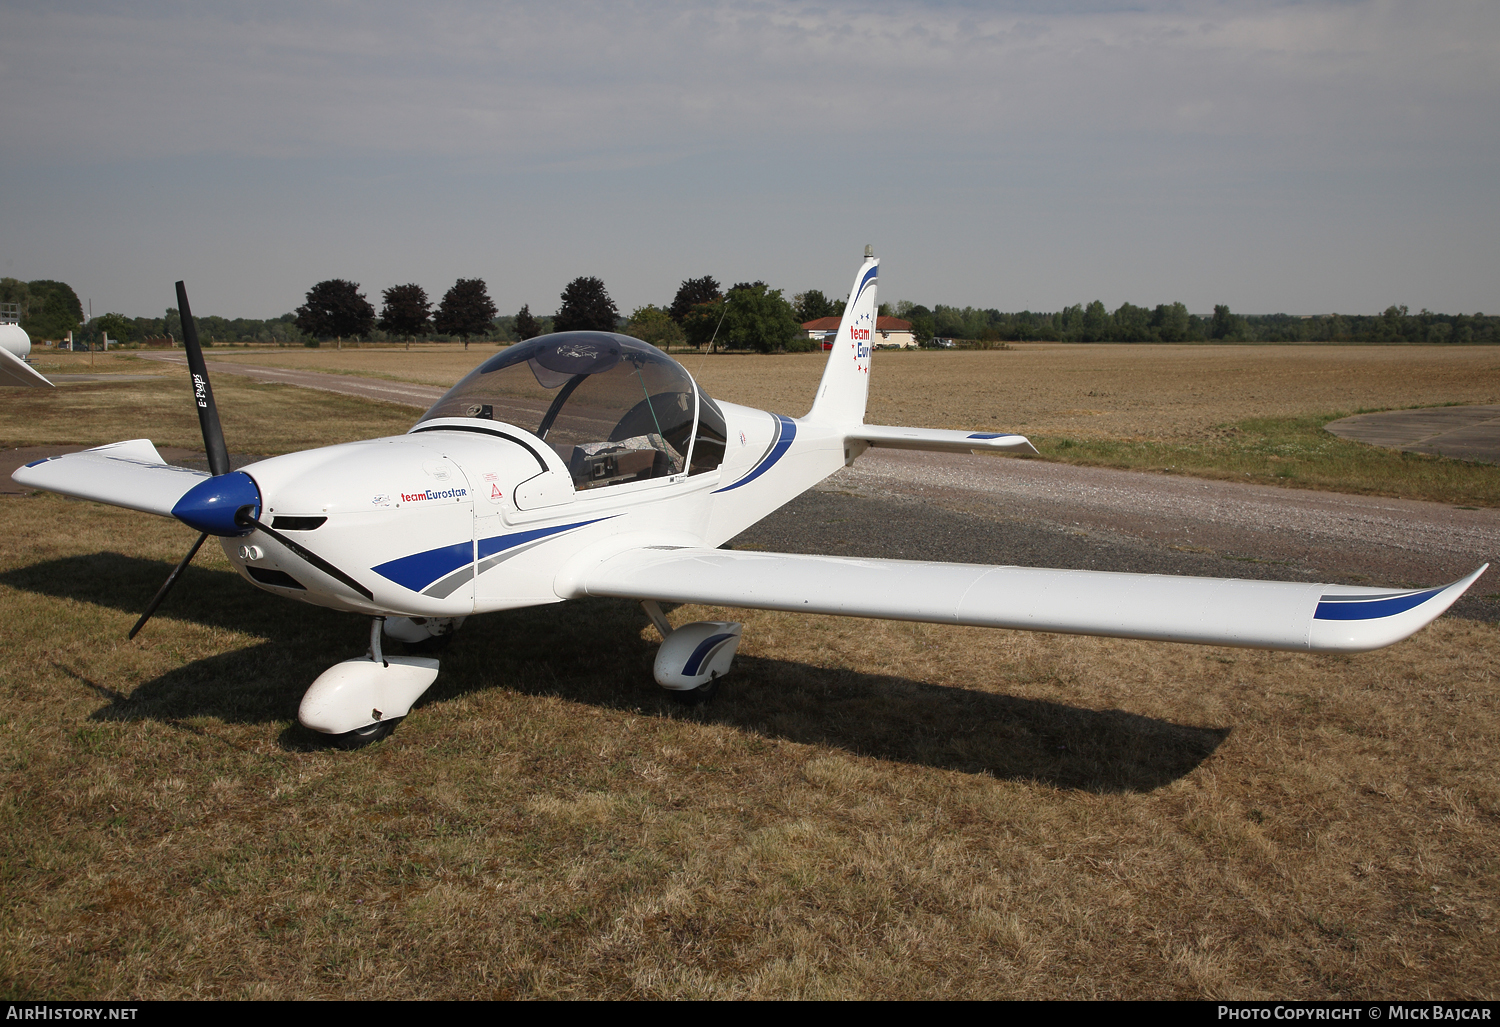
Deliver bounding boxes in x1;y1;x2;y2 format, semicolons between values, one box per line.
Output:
850;424;1037;455
12;439;210;517
581;548;1486;654
0;347;52;387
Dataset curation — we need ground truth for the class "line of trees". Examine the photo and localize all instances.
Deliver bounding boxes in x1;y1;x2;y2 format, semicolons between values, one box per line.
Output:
10;271;1497;352
896;301;1500;346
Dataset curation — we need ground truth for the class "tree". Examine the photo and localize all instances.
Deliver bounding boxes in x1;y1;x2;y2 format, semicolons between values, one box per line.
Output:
903;304;935;346
554;276;618;333
1151;302;1191;342
295;280;375;341
1080;300;1111;342
669;276;721;324
0;278;28;318
20;280;84;340
1210;304;1246;341
515;304;541;341
626;305;685;349
793;289;841;323
1111;302;1152;342
88;312;138;346
719;282;803;353
434;279;499;349
379;284;431;346
681;298;728;350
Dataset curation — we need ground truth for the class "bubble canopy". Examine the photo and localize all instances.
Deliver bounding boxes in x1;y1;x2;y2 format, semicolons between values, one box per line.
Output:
417;332;726;490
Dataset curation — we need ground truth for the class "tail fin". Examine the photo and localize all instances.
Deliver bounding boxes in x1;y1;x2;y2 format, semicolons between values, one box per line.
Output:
806;249;878;426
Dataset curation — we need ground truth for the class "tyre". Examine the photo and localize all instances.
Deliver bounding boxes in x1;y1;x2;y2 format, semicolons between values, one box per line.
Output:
328;716;404;750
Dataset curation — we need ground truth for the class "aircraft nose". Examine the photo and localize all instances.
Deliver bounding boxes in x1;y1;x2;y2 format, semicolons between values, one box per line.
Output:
171;470;262;537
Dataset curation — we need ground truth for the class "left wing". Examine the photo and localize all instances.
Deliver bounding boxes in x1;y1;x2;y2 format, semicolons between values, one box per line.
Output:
0;347;52;387
579;547;1486;654
12;439;210;516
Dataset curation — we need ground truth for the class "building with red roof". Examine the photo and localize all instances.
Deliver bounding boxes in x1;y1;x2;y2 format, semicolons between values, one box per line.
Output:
801;316;916;349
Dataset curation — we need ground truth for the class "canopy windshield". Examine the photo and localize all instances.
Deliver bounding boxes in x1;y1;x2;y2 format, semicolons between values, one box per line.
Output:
418;332;723;490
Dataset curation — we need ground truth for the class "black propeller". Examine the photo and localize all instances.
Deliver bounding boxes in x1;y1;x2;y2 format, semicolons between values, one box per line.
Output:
129;281;372;639
177;281;230;477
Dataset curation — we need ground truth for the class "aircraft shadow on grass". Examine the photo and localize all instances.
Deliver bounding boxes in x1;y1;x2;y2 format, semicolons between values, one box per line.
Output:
7;552;1229;793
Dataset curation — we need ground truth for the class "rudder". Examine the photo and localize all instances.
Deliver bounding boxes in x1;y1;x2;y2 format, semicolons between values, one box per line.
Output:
806;249;879;427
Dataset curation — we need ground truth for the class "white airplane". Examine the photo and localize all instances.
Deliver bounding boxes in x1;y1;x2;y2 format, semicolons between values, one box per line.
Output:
0;320;52;387
12;255;1488;748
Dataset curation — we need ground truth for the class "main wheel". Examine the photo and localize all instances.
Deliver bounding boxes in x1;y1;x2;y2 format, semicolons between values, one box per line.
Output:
668;675;719;707
328;716;404;750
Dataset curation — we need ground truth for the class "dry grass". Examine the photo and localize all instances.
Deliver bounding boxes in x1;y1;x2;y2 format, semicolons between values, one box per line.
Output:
0;360;415;454
194;342;1500;440
3;495;1498;998
190;343;1500;503
3;350;1499;998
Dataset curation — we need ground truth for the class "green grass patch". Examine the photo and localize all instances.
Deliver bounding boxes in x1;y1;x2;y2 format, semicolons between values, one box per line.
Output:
1030;412;1500;507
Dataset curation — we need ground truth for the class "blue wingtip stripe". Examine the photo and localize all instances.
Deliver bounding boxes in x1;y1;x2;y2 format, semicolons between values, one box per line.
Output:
1314;585;1447;621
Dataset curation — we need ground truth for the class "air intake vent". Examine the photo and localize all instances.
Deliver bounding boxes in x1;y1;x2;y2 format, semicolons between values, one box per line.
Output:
271;516;327;531
247;567;306;590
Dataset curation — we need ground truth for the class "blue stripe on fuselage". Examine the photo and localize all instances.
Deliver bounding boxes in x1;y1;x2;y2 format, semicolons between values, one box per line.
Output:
713;415;796;493
372;517;609;593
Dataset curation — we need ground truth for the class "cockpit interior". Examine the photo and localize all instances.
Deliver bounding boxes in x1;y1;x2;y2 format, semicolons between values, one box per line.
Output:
418;333;727;491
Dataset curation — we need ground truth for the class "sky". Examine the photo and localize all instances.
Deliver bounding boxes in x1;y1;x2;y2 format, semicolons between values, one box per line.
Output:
1;0;1497;320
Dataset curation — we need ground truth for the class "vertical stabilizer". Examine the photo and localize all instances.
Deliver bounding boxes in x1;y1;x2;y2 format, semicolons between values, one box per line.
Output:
806;249;878;426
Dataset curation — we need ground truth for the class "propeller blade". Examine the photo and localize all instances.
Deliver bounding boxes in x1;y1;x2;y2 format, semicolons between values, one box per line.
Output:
245;515;375;600
176;281;231;477
129;532;210;639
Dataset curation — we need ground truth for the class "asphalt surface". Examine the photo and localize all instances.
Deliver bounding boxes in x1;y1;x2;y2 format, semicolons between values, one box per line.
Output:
24;356;1500;622
734;450;1499;624
1326;404;1500;464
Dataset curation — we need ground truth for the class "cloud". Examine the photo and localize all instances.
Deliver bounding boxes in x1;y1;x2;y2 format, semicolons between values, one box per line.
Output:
4;1;1496;167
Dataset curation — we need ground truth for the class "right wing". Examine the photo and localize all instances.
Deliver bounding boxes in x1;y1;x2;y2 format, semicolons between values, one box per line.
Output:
579;546;1486;654
12;439;210;517
0;347;52;387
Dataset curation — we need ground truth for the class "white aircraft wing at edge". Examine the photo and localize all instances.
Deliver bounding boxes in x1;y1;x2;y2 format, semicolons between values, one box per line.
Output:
0;346;53;387
579;546;1488;654
15;439;210;517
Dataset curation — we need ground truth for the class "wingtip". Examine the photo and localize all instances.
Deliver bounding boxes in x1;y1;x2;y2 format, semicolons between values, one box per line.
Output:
1308;564;1489;652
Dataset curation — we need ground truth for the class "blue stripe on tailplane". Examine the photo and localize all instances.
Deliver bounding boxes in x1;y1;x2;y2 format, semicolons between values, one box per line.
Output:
1314;586;1447;621
373;517;611;594
853;264;878;305
683;633;737;676
714;414;797;493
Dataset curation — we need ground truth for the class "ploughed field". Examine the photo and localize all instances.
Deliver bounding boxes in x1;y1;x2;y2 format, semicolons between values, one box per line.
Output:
195;341;1500;441
1;347;1497;998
